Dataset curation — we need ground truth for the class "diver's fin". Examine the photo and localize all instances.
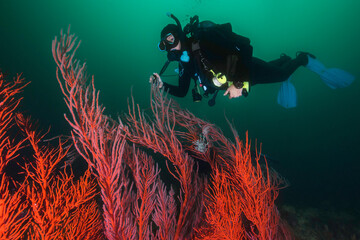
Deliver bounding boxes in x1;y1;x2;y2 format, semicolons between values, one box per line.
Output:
306;56;355;89
277;76;297;108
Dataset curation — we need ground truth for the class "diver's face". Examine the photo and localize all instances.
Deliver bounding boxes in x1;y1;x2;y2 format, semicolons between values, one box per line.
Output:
166;34;175;44
166;34;181;51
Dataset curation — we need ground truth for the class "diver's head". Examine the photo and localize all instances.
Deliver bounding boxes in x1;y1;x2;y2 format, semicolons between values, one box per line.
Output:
158;24;181;52
157;15;189;63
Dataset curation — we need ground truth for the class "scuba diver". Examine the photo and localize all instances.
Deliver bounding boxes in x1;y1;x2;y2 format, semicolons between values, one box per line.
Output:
150;13;355;108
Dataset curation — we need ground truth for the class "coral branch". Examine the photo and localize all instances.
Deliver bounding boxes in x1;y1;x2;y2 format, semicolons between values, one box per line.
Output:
0;72;29;240
17;114;103;239
0;73;28;174
0;175;29;240
53;28;143;240
124;89;207;239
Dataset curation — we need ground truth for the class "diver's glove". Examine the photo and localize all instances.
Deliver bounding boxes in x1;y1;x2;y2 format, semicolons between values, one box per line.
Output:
150;73;163;89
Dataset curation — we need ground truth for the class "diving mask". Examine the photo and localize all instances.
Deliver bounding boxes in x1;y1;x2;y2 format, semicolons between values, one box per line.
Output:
158;33;179;52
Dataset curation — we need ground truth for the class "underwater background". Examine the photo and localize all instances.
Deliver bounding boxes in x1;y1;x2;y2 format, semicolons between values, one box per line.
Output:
1;0;359;234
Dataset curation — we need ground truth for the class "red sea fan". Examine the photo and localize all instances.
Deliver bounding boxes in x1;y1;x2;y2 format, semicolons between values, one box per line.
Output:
52;28;293;240
0;72;104;239
0;73;29;240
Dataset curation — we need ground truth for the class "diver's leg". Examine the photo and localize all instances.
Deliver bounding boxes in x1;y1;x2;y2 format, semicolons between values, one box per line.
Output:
250;57;291;85
250;54;307;85
268;54;291;66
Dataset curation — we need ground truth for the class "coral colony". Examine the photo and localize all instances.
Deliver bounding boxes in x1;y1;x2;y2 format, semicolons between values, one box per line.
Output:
0;29;292;239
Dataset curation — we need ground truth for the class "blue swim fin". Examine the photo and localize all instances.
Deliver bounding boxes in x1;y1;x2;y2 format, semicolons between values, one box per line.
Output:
277;76;297;108
306;56;355;89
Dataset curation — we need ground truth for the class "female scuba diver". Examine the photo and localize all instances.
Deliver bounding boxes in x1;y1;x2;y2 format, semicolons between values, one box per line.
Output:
149;13;355;108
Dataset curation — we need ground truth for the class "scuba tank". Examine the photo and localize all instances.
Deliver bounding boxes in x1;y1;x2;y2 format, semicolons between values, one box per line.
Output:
183;15;216;38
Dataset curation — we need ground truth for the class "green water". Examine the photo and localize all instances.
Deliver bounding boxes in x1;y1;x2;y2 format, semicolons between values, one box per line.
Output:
1;0;359;210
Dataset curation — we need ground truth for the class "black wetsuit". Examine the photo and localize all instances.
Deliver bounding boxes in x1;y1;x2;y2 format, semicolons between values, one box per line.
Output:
162;31;307;97
250;54;307;85
163;52;197;97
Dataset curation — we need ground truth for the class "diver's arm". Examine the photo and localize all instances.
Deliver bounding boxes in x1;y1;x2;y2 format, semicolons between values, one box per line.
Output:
232;67;250;88
150;64;191;97
162;70;191;97
232;41;253;87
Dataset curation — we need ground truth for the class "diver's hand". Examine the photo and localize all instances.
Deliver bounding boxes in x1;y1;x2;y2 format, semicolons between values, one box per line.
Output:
149;73;163;89
224;84;243;99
